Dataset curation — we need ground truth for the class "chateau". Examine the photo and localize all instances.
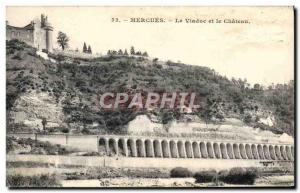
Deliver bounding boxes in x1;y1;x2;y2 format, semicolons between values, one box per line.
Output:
6;14;53;52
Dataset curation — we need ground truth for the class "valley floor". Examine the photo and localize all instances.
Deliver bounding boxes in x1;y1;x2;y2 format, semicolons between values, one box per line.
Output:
6;157;294;188
61;176;294;187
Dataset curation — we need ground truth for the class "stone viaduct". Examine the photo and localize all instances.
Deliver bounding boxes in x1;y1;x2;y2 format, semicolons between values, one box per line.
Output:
98;136;294;161
7;133;294;162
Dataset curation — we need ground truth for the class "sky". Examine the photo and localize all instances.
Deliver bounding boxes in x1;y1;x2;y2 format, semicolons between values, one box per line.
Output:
6;6;294;85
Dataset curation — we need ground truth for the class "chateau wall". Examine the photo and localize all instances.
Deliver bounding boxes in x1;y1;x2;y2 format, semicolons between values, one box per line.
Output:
6;26;34;47
33;18;47;51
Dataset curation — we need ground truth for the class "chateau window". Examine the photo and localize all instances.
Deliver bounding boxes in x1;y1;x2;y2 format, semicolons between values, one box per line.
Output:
17;32;20;36
27;30;31;39
11;31;15;36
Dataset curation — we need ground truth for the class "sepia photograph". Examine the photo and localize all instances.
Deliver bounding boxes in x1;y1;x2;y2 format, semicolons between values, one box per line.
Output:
5;6;295;188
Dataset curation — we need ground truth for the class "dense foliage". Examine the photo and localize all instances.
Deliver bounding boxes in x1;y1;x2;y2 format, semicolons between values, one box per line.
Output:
193;170;218;183
193;168;259;185
7;174;61;187
6;40;294;135
170;167;193;178
7;136;75;155
218;167;258;185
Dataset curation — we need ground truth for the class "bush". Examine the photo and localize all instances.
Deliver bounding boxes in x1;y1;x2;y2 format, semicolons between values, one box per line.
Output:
61;127;70;133
219;167;258;185
42;49;48;54
194;170;217;183
243;114;252;124
7;136;75;155
6;137;14;153
6;39;27;51
12;52;22;60
82;152;100;156
27;50;37;57
6;174;61;187
170;167;193;178
218;169;229;179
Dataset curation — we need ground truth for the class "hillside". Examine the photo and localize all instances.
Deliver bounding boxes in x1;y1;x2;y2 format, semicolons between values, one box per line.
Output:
6;40;295;136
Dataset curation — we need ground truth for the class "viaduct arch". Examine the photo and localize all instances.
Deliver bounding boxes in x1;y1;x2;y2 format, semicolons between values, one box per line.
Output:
98;136;294;161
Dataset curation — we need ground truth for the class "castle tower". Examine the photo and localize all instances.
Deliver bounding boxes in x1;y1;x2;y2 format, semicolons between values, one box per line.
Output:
41;14;53;52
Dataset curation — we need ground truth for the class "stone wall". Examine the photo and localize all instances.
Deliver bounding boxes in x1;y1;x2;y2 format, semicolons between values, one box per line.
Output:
126;115;294;144
6;154;294;170
52;49;102;59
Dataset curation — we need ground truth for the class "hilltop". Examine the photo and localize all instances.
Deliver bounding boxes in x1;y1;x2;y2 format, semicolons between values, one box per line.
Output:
6;39;294;136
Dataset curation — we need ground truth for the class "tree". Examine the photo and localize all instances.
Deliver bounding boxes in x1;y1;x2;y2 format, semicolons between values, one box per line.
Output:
118;49;123;55
42;118;47;132
253;83;262;91
142;51;148;57
244;114;252;124
124;49;128;55
57;31;69;50
83;42;87;53
87;45;92;53
130;46;135;55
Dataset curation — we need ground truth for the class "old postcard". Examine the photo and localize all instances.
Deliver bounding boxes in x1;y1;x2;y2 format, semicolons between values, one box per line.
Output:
6;6;294;188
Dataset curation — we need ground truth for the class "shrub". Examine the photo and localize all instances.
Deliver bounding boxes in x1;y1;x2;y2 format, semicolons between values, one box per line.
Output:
243;114;252;124
170;167;193;178
61;127;70;133
218;169;229;180
54;54;66;62
42;49;48;54
7;136;75;155
194;170;217;183
219;167;258;185
6;137;14;153
6;39;27;51
6;174;61;187
82;152;100;156
12;52;22;60
7;48;15;55
27;50;37;57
